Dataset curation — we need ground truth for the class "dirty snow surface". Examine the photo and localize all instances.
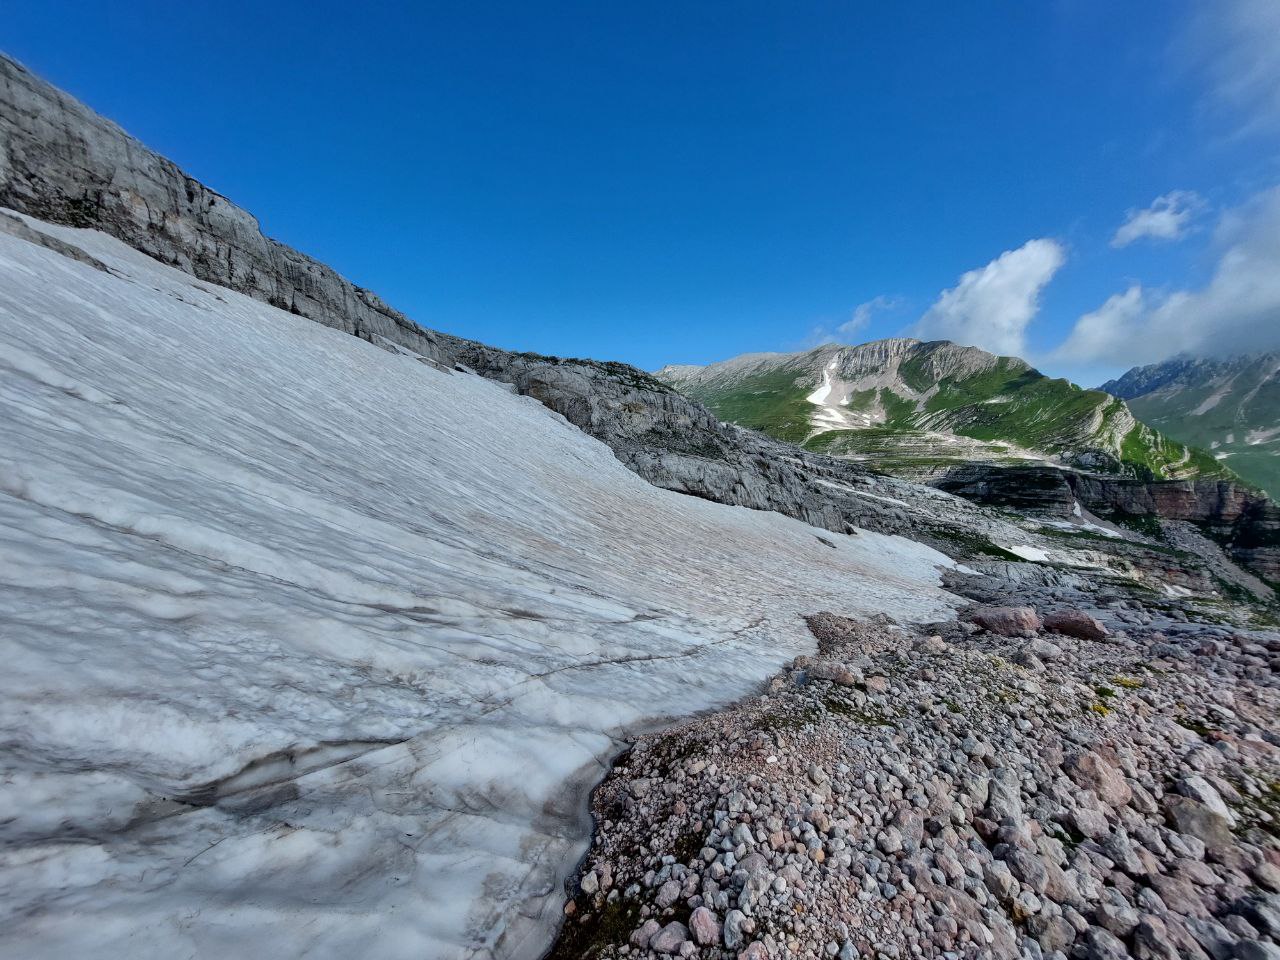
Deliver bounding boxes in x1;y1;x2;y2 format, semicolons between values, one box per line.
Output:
0;213;960;959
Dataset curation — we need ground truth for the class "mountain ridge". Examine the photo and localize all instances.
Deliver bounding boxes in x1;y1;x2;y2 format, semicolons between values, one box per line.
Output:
1102;352;1280;495
656;339;1226;482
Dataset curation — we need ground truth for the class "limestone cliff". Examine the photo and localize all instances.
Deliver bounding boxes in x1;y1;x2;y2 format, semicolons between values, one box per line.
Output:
934;463;1280;583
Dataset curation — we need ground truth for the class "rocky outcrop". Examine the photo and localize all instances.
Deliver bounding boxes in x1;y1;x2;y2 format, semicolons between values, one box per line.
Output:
1230;499;1280;584
439;333;1025;550
933;463;1280;584
936;462;1271;535
1067;472;1264;527
931;465;1078;515
0;54;443;363
1102;355;1219;400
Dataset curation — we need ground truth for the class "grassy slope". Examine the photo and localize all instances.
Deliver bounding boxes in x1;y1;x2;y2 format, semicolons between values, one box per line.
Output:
805;428;1029;477
1128;373;1280;495
682;369;815;444
917;366;1226;478
681;357;1232;481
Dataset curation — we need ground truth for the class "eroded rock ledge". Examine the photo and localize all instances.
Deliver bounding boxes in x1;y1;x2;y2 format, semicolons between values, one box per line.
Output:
934;464;1280;585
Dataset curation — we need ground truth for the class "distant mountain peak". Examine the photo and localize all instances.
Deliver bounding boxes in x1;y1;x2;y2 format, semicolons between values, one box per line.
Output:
1100;352;1280;495
657;339;1228;483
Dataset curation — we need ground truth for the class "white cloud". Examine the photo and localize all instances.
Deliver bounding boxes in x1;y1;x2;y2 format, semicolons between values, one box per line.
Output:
796;325;839;349
1057;185;1280;365
911;239;1066;357
1053;285;1147;363
1184;0;1280;135
1111;191;1204;247
839;295;900;337
795;294;902;348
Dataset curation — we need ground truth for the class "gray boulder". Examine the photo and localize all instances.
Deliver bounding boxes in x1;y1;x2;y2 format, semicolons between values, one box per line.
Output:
1043;609;1110;641
968;606;1043;637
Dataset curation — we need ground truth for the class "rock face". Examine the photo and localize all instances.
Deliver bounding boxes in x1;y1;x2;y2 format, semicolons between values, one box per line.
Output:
1103;352;1280;497
0;54;443;364
932;464;1078;515
934;464;1266;526
1225;498;1280;585
934;463;1280;584
1068;471;1267;527
439;333;1027;551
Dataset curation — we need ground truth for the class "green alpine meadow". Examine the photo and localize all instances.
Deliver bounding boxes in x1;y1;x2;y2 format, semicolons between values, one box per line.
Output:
657;339;1230;482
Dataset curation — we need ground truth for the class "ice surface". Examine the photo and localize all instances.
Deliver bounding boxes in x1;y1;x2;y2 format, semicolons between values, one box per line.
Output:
0;212;961;959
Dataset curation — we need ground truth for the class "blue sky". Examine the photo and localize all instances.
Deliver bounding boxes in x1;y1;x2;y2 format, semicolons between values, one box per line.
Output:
6;1;1280;385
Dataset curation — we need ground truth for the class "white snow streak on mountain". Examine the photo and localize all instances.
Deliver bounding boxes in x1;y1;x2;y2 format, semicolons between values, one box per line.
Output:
0;213;960;959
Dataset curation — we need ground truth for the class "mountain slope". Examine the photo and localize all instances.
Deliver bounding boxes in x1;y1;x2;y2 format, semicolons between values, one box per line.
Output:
657;340;1226;481
1102;353;1280;496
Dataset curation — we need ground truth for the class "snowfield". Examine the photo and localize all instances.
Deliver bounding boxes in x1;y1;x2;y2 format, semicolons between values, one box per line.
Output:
0;212;961;959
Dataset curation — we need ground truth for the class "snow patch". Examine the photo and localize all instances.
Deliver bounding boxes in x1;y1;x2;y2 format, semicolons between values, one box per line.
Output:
1039;518;1121;539
1004;543;1051;563
0;212;961;960
812;478;911;508
805;358;876;435
1190;384;1231;416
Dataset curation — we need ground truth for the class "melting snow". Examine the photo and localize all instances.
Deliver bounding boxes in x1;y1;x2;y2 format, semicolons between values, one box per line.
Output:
805;359;839;406
1004;543;1052;563
805;359;874;434
0;214;961;959
1039;518;1121;539
812;478;911;508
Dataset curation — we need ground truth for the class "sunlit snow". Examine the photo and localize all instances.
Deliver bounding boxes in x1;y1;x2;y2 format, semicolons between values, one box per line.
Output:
0;213;961;959
805;358;874;434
